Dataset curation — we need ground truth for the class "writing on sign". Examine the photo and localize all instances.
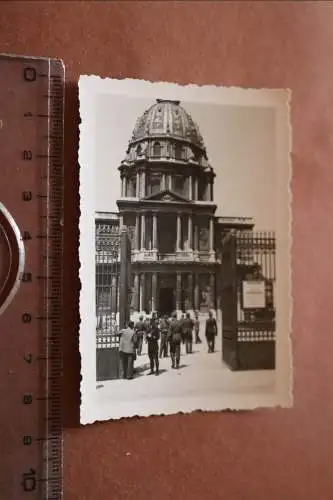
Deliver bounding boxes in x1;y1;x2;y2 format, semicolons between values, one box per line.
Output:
243;281;266;309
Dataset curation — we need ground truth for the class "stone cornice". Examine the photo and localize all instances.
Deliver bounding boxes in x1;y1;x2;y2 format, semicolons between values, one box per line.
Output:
116;198;217;215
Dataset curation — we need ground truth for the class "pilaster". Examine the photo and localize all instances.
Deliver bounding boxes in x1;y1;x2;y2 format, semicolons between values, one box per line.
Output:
152;273;157;313
176;213;182;252
187;272;193;310
176;272;182;312
140;213;146;251
152;212;157;251
194;273;200;311
133;273;139;311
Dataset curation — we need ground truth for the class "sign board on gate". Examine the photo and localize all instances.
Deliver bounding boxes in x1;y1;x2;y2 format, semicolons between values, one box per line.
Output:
242;280;266;309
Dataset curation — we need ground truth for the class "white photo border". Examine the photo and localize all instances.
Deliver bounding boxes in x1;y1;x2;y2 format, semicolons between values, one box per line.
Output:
79;77;292;424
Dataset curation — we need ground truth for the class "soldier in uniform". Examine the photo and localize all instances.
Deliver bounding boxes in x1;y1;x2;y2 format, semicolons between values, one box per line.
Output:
205;311;218;353
144;316;151;339
180;313;186;344
182;312;194;354
146;319;160;375
134;315;146;356
194;312;202;344
159;315;169;358
151;311;157;325
168;312;182;369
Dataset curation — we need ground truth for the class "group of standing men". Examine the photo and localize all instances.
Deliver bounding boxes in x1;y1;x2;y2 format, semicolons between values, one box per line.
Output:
118;311;218;380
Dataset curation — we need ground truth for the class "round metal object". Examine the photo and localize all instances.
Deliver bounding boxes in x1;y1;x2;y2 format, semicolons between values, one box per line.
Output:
0;202;25;316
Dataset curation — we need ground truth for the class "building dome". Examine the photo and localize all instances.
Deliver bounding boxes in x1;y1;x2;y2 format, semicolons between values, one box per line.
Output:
130;99;206;151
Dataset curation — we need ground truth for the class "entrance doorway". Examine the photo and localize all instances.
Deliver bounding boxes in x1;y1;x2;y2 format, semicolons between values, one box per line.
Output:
159;287;174;316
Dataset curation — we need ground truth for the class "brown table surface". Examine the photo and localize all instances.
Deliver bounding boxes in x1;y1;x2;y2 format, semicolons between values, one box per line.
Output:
1;2;333;499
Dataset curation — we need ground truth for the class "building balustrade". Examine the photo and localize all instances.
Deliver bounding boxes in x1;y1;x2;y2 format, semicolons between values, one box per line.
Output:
131;249;215;263
159;251;194;262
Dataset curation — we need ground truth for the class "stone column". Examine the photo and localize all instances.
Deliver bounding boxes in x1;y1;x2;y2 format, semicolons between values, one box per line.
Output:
121;177;124;197
194;221;199;253
139;273;145;312
188;176;193;200
194;273;200;311
204;182;209;201
133;272;139;310
176;213;182;252
162;174;166;190
176;273;182;311
209;273;215;309
122;177;128;197
141;171;146;197
209;216;214;253
152;212;157;250
140;213;146;250
111;275;117;313
136;172;140;197
187;273;193;310
152;273;157;312
119;214;124;228
187;214;193;250
194;178;198;200
135;214;140;251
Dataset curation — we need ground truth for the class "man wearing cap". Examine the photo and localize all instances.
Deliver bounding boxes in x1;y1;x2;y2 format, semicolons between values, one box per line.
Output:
168;312;182;369
134;315;146;356
182;312;194;354
205;311;217;353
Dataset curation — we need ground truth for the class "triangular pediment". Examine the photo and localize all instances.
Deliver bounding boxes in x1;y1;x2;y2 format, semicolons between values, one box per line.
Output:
143;189;190;203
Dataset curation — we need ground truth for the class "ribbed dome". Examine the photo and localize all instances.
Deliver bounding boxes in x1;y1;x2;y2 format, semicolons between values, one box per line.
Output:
130;99;205;150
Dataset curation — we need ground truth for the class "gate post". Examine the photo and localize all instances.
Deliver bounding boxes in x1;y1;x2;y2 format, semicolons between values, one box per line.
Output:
119;227;130;329
221;233;238;370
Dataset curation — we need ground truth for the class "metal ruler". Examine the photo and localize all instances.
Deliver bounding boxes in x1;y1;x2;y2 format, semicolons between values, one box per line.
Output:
0;55;64;499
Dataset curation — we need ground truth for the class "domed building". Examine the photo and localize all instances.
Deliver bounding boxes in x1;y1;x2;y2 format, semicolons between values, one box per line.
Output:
110;98;253;318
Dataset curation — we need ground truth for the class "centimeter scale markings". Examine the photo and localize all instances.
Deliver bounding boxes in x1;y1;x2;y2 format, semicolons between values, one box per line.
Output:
0;55;64;499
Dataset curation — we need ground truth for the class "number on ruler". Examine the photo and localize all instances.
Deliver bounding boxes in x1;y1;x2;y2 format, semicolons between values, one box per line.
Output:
21;272;32;283
24;353;33;363
22;468;36;492
23;394;33;405
23;435;32;446
23;67;36;82
21;231;32;241
23;150;33;161
22;313;32;323
22;191;32;201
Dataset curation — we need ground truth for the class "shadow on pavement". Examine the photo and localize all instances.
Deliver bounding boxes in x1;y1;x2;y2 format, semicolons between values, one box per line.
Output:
146;368;168;376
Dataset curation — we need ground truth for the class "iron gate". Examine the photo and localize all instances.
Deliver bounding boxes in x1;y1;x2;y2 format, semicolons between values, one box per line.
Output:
221;230;276;370
96;220;132;381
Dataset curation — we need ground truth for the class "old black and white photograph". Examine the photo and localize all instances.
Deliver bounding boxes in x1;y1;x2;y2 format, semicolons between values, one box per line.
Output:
79;77;292;423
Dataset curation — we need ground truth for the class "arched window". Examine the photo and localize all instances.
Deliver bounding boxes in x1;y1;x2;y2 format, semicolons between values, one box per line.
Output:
153;142;161;157
136;144;142;156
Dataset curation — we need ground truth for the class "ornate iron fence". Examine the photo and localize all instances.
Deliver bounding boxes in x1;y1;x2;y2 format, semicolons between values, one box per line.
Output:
95;219;132;381
221;230;276;370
